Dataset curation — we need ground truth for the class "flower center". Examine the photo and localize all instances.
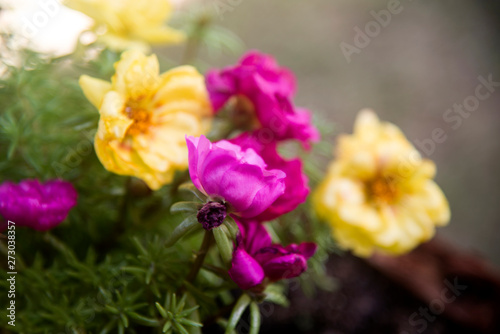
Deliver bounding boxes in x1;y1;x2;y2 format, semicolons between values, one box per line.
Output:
367;175;398;203
197;201;227;230
125;106;151;136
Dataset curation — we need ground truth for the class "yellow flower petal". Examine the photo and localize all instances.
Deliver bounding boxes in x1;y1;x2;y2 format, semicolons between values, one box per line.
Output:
98;91;132;141
154;66;211;115
134;26;186;45
112;50;160;102
64;0;184;51
313;110;450;257
354;108;381;142
79;75;112;109
80;50;213;190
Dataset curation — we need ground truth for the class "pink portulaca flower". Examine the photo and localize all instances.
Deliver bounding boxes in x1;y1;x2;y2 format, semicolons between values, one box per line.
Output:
0;179;78;231
228;219;317;290
186;135;286;227
205;50;319;148
229;132;309;222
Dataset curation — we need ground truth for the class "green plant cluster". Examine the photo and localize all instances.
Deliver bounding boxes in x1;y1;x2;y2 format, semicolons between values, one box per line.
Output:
0;17;336;332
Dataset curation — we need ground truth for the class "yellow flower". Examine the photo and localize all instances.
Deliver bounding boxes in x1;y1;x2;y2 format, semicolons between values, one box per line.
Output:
80;50;212;190
313;110;450;257
65;0;185;52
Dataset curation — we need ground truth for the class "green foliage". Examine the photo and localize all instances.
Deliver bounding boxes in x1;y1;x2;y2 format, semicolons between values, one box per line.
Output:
0;9;336;332
155;293;202;334
0;44;201;333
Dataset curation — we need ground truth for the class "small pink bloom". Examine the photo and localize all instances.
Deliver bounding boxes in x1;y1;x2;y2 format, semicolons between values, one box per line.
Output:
228;219;317;290
229;132;309;222
0;179;78;231
186;135;286;219
206;50;319;148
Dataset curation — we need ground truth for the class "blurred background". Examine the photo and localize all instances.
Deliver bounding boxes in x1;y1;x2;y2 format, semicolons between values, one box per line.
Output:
2;0;498;265
214;2;500;331
214;0;500;267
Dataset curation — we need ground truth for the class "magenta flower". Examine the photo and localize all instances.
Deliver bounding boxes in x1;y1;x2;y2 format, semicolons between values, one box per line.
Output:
186;135;286;226
0;179;77;231
228;219;317;290
205;50;319;148
229;132;309;222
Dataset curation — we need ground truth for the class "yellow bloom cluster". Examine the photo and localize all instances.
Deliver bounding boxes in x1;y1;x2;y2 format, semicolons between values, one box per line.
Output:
65;0;185;52
314;110;450;257
80;50;212;190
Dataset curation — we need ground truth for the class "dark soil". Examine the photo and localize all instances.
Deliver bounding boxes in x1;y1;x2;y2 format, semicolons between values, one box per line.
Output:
261;254;471;334
259;240;500;334
204;239;500;334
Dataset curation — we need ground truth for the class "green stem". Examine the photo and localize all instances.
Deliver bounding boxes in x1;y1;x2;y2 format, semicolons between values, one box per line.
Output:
43;232;78;264
181;15;211;65
185;231;212;283
203;299;238;327
96;177;133;253
115;176;132;236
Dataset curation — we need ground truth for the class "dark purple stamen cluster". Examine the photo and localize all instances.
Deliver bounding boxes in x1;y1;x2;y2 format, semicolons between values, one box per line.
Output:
197;201;227;230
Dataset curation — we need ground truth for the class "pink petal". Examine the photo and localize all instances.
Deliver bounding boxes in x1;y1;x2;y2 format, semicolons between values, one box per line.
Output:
228;248;265;290
253;157;309;222
205;50;318;147
239;50;296;96
220;164;285;217
205;69;237;112
284;107;320;149
236;219;272;255
0;181;34;225
238;174;285;217
187;135;286;219
186;135;206;193
229;133;310;222
198;144;241;198
296;242;318;259
36;180;78;230
261;253;308;281
0;179;77;231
